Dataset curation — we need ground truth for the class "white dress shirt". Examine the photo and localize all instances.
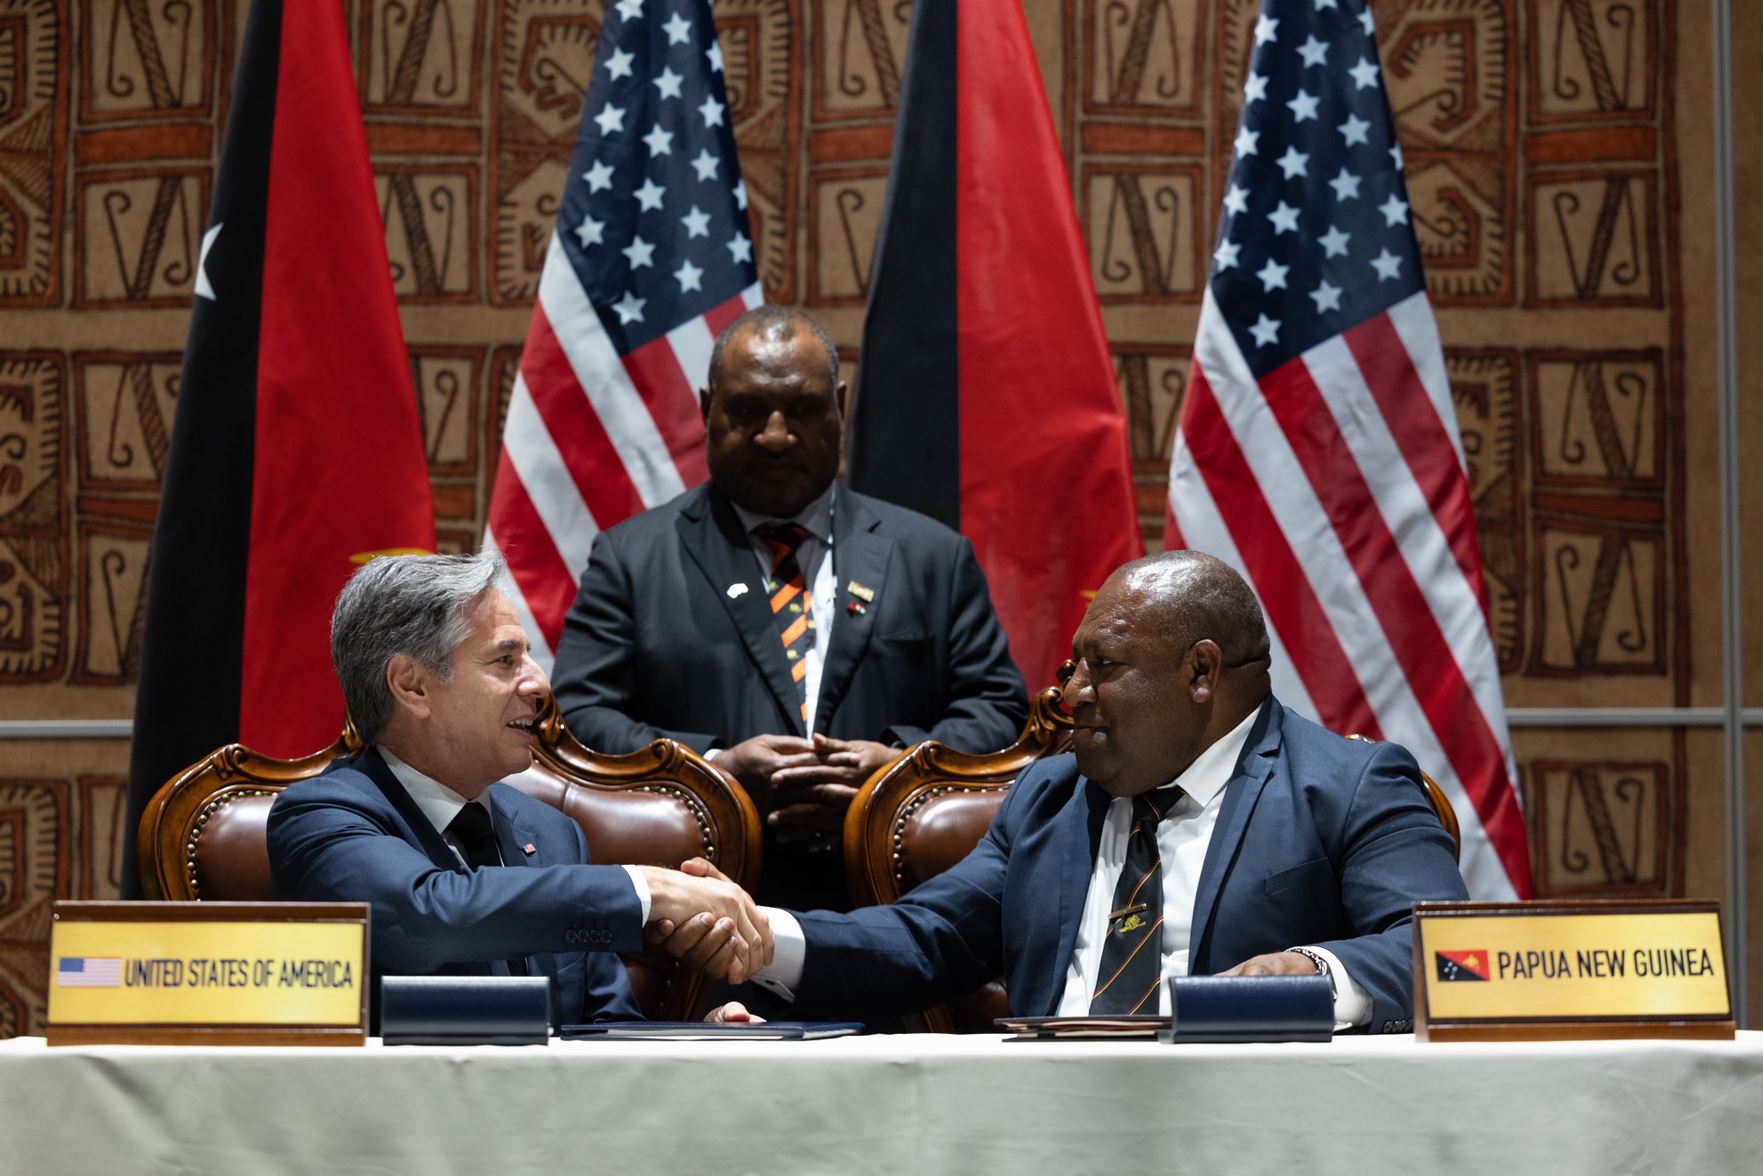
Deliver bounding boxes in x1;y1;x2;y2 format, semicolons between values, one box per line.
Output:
380;748;651;921
729;486;837;734
756;706;1370;1027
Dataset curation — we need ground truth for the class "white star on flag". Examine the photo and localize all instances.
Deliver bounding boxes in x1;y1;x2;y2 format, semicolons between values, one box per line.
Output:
1214;239;1242;270
1329;168;1361;201
1309;279;1343;313
1339;114;1371;147
634;178;667;210
674;259;703;292
1297;35;1329;67
1223;184;1249;216
691;148;719;181
1268;201;1300;234
1256;257;1289;291
643;124;674;156
681;206;710;237
654;67;683;99
1276;146;1309;179
584;161;614;192
1244;72;1270;103
1255;15;1278;44
612;290;645;323
1319;225;1351;257
1379;193;1409;226
622;236;656;269
606;49;634;80
1248;314;1280;347
1370;248;1402;280
1349;58;1379;89
575;215;605;248
1235;126;1260;157
727;234;752;263
594;105;625;136
699;95;725;126
664;13;692;44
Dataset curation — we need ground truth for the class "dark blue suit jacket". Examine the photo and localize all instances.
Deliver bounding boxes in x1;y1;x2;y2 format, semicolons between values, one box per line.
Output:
267;748;643;1025
791;699;1469;1032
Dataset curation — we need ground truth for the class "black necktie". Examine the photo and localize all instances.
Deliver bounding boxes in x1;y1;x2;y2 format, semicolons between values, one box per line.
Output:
1090;789;1178;1015
445;803;527;975
446;802;502;869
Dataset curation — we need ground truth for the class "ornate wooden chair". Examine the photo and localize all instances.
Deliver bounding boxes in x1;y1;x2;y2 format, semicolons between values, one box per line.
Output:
136;694;761;1021
842;680;1074;1032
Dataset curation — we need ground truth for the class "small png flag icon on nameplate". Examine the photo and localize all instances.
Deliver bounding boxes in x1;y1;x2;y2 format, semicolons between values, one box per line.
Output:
1435;950;1492;982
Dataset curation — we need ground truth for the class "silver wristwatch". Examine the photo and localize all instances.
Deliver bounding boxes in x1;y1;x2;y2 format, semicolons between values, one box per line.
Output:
1287;947;1336;998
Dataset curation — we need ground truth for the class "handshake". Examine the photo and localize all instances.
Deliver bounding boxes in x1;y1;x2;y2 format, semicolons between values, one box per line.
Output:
635;858;773;986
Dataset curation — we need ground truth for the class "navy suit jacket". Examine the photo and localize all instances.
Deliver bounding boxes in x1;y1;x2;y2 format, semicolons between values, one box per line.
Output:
267;748;643;1026
549;482;1028;906
790;699;1469;1033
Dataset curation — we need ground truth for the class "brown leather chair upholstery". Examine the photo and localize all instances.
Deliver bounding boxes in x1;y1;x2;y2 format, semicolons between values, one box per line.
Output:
136;695;761;1021
843;681;1074;1032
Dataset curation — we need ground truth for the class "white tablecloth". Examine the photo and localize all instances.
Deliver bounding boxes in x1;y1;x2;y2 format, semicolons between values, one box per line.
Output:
2;1032;1758;1174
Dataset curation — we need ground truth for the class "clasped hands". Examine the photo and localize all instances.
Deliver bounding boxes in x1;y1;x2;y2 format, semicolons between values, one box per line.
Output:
637;857;774;1022
718;733;897;851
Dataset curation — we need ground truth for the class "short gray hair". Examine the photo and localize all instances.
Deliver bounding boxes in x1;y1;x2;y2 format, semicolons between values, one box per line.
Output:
331;552;505;744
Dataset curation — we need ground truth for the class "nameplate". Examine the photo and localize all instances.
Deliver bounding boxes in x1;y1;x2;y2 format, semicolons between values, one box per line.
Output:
46;901;370;1046
1413;900;1733;1042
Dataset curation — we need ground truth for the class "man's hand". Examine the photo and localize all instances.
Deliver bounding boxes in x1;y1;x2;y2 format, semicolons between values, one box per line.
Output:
716;734;818;803
702;1001;764;1024
1219;950;1324;977
638;857;773;984
766;735;898;852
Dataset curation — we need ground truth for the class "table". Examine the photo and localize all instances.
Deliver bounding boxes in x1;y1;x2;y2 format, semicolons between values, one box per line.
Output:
3;1032;1758;1174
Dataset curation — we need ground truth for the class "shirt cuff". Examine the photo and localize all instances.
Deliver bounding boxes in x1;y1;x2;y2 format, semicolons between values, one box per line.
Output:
1300;944;1370;1030
749;906;804;1002
619;865;652;925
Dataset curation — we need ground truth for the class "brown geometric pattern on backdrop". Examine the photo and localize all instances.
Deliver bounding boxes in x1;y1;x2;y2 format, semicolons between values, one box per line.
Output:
0;0;1710;1034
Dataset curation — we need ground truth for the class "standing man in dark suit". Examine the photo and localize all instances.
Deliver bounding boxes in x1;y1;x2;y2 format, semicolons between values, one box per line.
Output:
268;552;771;1027
666;551;1470;1032
550;307;1027;909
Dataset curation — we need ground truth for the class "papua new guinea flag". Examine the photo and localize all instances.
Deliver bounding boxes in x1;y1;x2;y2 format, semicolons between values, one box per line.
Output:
122;0;435;894
848;0;1142;691
1435;950;1493;982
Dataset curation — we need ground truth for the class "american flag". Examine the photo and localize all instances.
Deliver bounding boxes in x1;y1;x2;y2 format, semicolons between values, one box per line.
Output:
57;957;123;988
1165;0;1531;899
486;0;762;667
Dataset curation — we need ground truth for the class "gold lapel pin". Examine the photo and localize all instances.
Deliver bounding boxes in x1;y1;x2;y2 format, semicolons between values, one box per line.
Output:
848;580;875;602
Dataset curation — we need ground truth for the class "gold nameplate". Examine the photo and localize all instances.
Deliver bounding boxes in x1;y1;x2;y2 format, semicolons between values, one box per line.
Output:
46;901;371;1046
1413;899;1733;1042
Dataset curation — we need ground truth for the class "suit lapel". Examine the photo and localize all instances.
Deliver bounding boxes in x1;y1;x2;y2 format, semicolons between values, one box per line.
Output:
488;784;541;975
1186;700;1281;966
814;487;891;734
1036;780;1114;1015
675;486;805;735
358;747;460;872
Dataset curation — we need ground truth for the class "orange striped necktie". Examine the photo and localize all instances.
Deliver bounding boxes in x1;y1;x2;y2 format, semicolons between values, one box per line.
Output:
1089;788;1179;1015
756;522;815;724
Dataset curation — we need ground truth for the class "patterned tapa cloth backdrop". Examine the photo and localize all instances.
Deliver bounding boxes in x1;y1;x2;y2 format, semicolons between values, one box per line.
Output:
0;0;1746;1035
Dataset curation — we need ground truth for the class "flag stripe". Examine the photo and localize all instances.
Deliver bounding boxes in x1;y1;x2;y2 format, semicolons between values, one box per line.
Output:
536;237;689;511
1342;310;1486;597
483;524;556;667
1176;363;1381;739
621;333;711;485
489;449;582;652
518;312;644;526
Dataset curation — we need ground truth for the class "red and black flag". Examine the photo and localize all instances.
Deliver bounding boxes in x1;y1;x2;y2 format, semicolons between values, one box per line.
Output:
1435;950;1492;982
847;0;1141;690
122;0;435;894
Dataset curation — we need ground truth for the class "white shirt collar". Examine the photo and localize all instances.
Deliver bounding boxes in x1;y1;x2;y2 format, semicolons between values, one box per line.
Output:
378;746;488;839
1160;701;1265;807
728;483;835;545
